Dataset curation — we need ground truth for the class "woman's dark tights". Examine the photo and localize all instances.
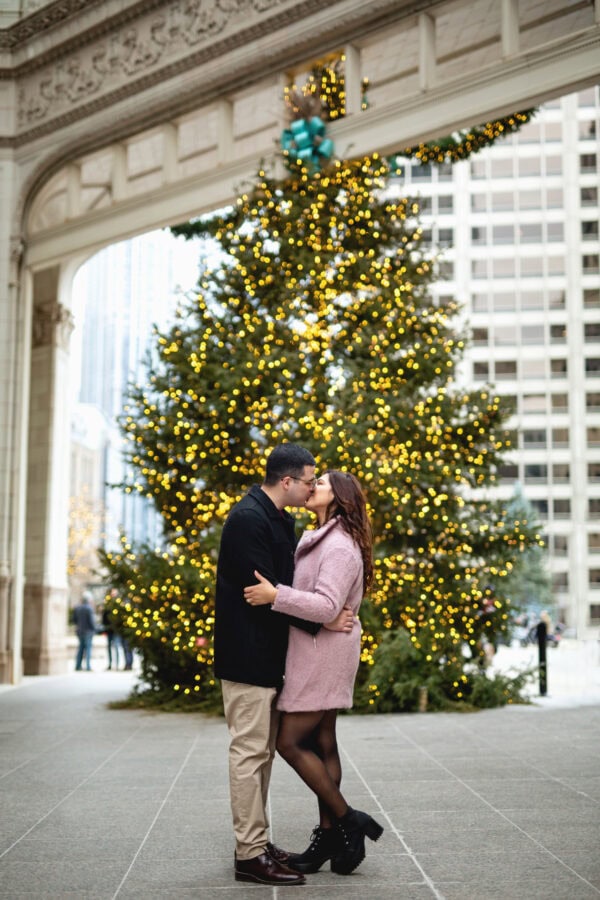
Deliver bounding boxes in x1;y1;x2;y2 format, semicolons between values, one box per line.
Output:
276;709;348;826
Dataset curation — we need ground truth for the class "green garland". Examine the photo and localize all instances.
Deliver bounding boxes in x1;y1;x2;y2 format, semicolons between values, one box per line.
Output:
400;110;537;165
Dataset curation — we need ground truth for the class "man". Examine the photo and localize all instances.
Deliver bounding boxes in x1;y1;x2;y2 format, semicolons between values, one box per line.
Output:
214;443;351;886
72;591;96;671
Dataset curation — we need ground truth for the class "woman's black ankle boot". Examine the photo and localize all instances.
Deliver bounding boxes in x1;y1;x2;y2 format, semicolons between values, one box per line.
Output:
285;826;342;874
331;807;384;875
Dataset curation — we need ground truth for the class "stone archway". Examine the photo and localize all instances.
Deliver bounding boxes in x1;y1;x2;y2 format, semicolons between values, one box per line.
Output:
1;0;599;681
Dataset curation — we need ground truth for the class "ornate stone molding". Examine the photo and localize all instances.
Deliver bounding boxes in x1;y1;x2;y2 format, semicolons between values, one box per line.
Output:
32;300;74;350
15;0;289;129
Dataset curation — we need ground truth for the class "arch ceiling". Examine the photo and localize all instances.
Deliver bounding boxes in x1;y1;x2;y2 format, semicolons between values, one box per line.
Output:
3;0;597;267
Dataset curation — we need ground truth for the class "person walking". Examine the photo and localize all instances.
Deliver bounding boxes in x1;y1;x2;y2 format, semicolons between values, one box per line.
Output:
72;591;96;672
244;470;384;876
214;444;352;887
101;603;121;670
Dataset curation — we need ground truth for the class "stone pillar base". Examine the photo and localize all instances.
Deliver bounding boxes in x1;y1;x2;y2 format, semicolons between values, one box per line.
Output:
0;650;22;683
22;645;70;676
22;582;69;676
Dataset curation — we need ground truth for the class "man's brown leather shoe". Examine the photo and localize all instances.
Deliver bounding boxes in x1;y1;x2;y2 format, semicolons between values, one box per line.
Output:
235;851;306;885
267;842;291;864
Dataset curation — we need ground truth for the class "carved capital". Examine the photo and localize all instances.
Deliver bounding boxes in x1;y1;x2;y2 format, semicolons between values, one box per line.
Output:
32;300;75;350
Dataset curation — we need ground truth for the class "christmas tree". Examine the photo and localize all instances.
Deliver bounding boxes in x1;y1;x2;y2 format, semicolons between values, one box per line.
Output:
103;65;539;710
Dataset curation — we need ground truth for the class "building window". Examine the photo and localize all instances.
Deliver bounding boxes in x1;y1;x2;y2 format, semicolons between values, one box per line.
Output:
552;428;569;448
582;221;599;241
580;153;598;173
552;464;569;482
472;327;488;345
581;187;598;207
588;463;600;481
552;535;568;556
472;293;489;312
438;195;453;213
495;326;518;345
546;222;564;241
524;464;547;482
412;163;433;181
587;427;600;446
551;359;568;378
588;498;600;518
585;323;600;341
579;88;597;106
519;122;541;142
438;228;453;247
474;361;489;380
518;157;541;177
492;225;514;244
522;292;545;310
491;159;514;178
522;325;544;344
579;120;597;140
544;123;562;142
550;324;567;343
498;463;518;482
492;293;517;311
521;257;544;277
548;291;566;309
492;259;516;278
553;499;570;518
552;572;568;590
589;569;600;586
438;261;454;280
545;156;562;176
547;257;565;276
546;189;563;208
522;359;546;378
584;289;600;308
471;160;486;179
495;360;517;379
588;533;600;551
523;429;546;448
519;223;542;243
520;190;542;210
492;192;514;210
472;260;488;279
586;392;600;411
585;358;600;376
438;162;453;182
416;196;432;214
590;604;600;622
522;394;546;413
471;194;487;212
471;226;486;245
551;394;568;412
531;499;548;517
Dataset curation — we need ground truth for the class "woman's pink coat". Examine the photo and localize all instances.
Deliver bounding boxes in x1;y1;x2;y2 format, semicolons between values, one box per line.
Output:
273;517;364;712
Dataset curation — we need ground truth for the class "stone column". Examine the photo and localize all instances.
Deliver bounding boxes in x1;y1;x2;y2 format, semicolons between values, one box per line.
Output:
22;266;74;675
0;144;31;683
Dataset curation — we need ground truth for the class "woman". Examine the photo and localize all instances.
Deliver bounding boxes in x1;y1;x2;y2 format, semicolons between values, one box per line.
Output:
244;470;383;876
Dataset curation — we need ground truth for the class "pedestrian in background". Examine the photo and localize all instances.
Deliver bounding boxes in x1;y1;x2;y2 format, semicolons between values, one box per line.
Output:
73;591;96;671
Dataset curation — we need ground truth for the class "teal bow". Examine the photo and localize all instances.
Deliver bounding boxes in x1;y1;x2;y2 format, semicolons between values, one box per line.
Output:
281;116;334;172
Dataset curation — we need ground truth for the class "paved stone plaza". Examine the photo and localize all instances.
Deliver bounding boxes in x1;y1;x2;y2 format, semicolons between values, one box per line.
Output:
0;651;599;899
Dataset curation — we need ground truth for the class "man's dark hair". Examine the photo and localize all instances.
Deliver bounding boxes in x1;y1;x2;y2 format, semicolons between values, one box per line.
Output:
264;443;315;485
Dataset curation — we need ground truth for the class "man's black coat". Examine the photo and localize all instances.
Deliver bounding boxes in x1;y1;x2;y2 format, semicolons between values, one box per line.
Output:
214;485;317;688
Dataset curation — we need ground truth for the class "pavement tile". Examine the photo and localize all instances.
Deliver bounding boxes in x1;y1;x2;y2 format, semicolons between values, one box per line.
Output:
1;661;599;899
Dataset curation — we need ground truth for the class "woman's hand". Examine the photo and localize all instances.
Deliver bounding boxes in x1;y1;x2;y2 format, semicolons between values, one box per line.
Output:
244;571;278;606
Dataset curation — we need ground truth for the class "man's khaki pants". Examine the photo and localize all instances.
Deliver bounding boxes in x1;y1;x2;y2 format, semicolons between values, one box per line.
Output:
221;680;280;860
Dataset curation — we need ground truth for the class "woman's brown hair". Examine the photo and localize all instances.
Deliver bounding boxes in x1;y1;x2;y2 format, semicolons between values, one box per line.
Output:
324;470;373;593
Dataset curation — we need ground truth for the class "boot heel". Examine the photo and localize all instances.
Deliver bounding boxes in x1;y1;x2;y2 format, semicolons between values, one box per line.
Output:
366;818;384;841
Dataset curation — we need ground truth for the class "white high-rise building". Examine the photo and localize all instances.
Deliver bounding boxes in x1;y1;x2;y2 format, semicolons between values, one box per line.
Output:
396;86;600;639
71;229;201;550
